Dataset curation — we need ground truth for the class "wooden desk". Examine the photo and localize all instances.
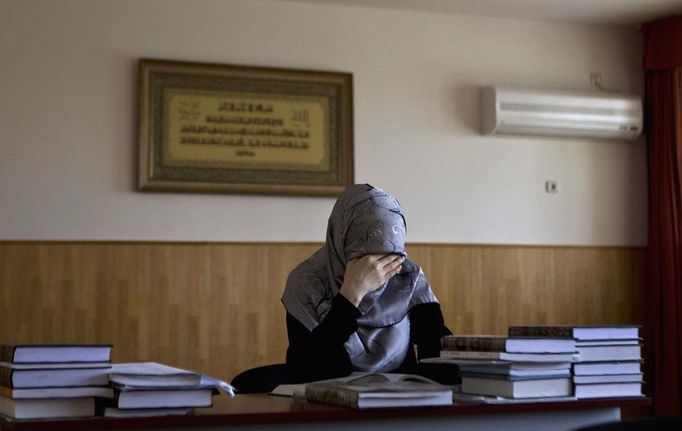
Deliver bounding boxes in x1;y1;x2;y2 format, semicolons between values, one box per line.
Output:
0;395;651;431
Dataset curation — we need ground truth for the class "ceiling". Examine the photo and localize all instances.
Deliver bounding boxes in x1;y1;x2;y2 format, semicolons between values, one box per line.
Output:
281;0;682;28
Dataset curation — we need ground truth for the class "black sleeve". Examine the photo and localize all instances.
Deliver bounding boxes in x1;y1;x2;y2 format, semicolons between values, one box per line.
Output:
286;294;362;383
407;302;460;385
409;302;452;360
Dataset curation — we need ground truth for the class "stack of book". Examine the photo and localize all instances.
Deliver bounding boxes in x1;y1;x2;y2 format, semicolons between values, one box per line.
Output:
0;344;113;419
510;325;644;399
98;362;227;418
438;334;576;399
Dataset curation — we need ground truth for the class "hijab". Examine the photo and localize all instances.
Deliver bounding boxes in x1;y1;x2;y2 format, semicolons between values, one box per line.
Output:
281;184;438;372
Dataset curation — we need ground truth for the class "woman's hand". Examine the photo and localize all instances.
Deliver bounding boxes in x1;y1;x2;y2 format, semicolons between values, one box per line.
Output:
339;254;405;307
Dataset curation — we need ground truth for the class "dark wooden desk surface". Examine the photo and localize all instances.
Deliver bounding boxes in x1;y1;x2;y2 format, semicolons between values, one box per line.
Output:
0;395;652;431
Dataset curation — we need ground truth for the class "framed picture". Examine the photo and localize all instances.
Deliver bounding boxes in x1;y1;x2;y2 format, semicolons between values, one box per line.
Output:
138;59;353;196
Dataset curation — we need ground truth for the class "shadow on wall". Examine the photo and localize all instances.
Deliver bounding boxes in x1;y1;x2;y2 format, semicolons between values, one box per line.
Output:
453;85;482;135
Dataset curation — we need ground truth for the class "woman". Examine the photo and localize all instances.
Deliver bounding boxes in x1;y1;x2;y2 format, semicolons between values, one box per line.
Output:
282;184;452;383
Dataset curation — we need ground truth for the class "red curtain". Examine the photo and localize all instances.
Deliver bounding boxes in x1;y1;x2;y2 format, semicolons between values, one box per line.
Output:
642;15;682;417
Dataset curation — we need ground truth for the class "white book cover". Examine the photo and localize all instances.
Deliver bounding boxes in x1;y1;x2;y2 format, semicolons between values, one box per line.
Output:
115;388;214;409
574;382;643;399
573;361;642;376
576;344;642;362
1;363;110;388
0;362;111;370
1;345;111;364
573;373;644;384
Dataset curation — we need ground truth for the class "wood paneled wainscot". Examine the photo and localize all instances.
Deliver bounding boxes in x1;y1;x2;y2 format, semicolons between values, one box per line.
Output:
0;242;645;383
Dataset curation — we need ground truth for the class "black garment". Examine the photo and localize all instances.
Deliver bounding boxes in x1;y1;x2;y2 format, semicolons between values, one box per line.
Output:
285;294;453;383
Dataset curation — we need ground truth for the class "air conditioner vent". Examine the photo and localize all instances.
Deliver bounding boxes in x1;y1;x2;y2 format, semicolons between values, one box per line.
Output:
481;86;643;141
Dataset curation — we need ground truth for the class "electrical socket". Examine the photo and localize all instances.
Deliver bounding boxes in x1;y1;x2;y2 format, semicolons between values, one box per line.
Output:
545;180;558;194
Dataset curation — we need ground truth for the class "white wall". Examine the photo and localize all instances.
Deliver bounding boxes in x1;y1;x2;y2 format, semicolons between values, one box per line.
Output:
0;0;647;245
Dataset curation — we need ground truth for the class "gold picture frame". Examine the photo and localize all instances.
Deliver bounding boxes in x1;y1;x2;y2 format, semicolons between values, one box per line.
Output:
138;59;353;196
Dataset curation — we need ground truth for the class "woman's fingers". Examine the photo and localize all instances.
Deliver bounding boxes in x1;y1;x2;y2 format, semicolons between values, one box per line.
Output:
375;253;405;272
363;254;404;283
374;253;404;264
340;254;405;305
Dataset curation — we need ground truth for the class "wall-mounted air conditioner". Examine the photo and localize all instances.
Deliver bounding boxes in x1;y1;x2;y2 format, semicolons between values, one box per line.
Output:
480;86;643;141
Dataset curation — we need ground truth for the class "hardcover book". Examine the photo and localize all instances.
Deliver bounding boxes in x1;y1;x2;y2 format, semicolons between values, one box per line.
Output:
0;344;112;364
100;406;193;418
441;335;575;353
0;362;110;388
575;339;642;347
573;373;643;384
576;344;642;362
461;371;571;381
0;396;95;419
574;382;643;399
457;363;571;378
0;361;111;369
461;375;572;399
101;387;215;409
439;350;577;363
453;392;577;404
572;361;642;376
0;385;114;399
508;326;640;341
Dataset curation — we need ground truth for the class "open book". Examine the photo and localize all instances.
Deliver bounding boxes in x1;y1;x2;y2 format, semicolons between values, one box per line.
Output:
109;363;202;387
108;362;235;396
270;372;438;398
273;372;453;409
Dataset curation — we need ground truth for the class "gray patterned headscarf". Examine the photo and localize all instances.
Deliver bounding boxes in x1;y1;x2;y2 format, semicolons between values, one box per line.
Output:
282;184;438;372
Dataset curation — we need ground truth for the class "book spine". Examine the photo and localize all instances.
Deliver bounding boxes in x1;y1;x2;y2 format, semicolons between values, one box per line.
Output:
0;386;13;398
508;326;574;338
0;345;17;363
440;350;501;359
0;366;14;388
305;386;358;408
441;336;507;351
460;372;512;381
